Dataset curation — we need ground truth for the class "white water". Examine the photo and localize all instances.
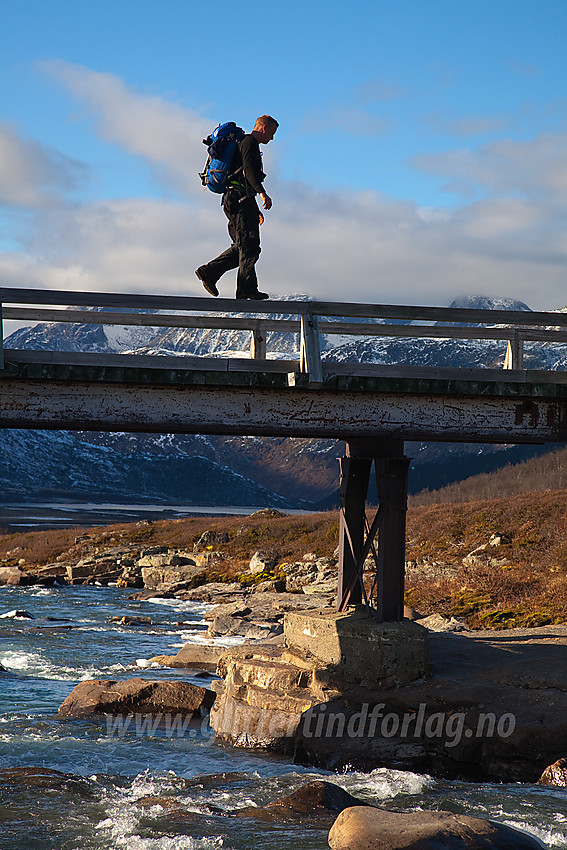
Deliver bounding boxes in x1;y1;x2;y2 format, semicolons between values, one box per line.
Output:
1;584;565;848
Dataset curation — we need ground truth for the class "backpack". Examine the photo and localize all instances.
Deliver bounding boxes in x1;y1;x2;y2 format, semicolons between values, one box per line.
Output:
199;122;245;194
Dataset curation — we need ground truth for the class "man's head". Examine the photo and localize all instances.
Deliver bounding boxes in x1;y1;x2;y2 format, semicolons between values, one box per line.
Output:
253;115;278;143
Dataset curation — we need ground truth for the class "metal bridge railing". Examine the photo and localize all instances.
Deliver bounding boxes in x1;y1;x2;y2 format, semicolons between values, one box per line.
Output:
2;287;567;382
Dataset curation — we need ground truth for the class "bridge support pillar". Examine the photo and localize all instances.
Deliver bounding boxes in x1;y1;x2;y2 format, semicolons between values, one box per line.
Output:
337;438;410;621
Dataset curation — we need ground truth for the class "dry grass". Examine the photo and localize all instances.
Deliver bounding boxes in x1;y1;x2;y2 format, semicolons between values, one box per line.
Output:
3;492;567;629
405;490;567;627
411;445;567;506
0;511;340;576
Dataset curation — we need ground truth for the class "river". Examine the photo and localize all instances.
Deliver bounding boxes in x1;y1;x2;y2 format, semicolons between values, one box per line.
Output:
0;585;566;849
0;503;312;534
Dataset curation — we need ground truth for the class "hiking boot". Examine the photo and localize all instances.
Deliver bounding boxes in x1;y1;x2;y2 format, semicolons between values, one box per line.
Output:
246;291;269;300
195;267;219;297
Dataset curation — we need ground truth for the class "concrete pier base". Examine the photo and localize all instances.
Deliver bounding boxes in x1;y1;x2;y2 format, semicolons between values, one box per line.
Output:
284;607;430;689
210;608;429;756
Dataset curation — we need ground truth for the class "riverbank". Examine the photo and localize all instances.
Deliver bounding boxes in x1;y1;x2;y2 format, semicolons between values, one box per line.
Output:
4;490;567;628
3;504;567;781
1;584;565;848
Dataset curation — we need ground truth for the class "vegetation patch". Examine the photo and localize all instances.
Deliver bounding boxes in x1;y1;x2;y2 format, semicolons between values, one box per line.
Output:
233;570;282;586
475;607;555;630
449;590;494;618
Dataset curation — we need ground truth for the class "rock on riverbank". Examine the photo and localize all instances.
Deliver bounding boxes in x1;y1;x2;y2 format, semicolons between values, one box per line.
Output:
58;678;214;719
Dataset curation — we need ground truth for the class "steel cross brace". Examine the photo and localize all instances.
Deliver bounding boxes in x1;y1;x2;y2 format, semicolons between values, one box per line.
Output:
336;439;410;621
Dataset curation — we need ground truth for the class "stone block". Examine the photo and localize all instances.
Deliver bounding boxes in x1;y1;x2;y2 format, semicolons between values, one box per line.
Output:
137;553;196;568
0;567;26;586
302;579;337;595
66;563;122;582
141;564;206;590
284;608;429;689
249;551;276;574
193;551;223;567
210;693;298;751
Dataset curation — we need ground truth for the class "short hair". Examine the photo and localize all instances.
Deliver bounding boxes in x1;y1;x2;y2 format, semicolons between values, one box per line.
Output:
254;115;279;131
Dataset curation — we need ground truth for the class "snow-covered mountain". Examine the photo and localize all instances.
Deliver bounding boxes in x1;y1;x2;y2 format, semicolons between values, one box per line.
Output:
4;306;158;354
0;429;297;509
322;295;567;371
440;295;532;324
2;294;566;507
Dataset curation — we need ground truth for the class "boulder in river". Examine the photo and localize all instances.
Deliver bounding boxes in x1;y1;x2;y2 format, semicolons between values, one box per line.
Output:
235;780;369;824
0;766;92;795
0;609;34;619
328;806;547;849
538;756;567;786
58;678;215;718
149;643;226;672
109;615;152;626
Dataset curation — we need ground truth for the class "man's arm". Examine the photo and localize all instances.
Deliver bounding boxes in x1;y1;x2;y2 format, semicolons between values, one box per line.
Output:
240;136;267;195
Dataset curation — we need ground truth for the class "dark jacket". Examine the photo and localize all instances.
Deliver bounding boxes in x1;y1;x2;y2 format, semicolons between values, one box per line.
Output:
228;134;266;196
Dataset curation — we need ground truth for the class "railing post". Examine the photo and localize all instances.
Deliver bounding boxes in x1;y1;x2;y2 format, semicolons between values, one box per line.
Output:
250;324;267;360
0;302;3;370
300;307;323;384
504;330;524;370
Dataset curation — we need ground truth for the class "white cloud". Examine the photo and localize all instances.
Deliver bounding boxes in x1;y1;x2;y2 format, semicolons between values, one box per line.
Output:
2;182;565;311
41;60;212;198
0;122;87;208
412;131;567;201
11;198;223;293
265;186;567;309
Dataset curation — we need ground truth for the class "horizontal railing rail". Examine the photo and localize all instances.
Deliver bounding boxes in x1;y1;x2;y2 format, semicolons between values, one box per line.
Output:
0;306;300;333
2;286;567;380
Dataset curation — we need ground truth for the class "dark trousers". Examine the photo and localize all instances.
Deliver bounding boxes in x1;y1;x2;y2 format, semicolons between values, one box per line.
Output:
201;193;261;298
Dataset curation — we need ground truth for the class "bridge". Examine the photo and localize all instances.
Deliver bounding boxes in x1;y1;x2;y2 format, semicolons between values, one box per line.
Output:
2;286;567;621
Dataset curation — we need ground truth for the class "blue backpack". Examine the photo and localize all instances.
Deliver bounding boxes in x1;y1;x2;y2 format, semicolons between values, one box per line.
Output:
199;122;245;193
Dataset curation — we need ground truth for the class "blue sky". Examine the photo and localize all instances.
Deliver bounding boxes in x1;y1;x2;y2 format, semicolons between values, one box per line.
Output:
1;0;567;309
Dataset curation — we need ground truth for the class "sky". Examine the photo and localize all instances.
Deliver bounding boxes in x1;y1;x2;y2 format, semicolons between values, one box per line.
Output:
1;0;567;311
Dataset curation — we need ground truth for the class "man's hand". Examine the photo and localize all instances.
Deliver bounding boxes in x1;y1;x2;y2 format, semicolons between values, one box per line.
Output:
258;211;264;226
259;192;272;211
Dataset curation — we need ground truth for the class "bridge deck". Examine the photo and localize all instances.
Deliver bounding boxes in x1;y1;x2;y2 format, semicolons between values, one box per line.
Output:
1;347;567;442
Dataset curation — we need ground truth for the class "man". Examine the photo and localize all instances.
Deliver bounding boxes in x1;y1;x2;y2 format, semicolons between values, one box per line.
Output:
196;115;278;300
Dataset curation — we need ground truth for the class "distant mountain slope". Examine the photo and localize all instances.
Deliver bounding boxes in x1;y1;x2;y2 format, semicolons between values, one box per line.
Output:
3;294;567;507
411;444;567;506
0;429;294;508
